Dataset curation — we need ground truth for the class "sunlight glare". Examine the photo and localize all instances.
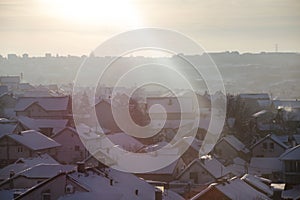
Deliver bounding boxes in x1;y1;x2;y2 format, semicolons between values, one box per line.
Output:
41;0;142;28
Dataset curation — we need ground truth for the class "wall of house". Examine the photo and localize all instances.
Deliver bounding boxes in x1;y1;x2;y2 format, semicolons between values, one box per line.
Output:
194;187;230;200
53;129;84;164
95;101;120;133
18;174;67;200
252;138;286;157
16;104;68;119
283;160;300;184
0;136;31;166
214;140;238;161
178;162;214;185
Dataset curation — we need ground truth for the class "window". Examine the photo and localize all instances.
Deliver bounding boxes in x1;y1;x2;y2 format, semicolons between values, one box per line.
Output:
269;143;274;151
74;145;80;151
168;99;172;105
17;147;23;153
262;142;267;150
41;190;51;200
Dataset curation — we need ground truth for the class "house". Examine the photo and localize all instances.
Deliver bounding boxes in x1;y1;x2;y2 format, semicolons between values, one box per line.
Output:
0;130;60;166
105;132;145;152
17;116;68;137
249;157;282;181
136;158;186;182
179;137;202;165
213;135;250;163
280;144;300;184
190;176;271;200
241;174;274;197
95;99;120;133
146;96;195;121
51;127;85;164
176;155;230;185
11;164;184;200
0;76;20;91
0;119;25;137
251;134;289;157
0;154;59;181
15;96;72;119
0;93;17;118
0;164;74;191
272;99;300;131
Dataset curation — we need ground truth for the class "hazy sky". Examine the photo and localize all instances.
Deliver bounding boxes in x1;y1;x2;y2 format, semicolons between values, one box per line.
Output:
0;0;300;56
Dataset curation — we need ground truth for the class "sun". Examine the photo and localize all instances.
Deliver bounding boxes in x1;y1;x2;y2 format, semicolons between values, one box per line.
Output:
41;0;142;28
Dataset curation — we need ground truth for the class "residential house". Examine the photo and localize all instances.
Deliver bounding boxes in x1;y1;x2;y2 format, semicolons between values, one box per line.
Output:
17;116;68;137
95;99;120;133
251;134;289;157
10;165;183;200
0;130;60;166
0;93;17;118
51;127;85;164
249;157;282;181
0;154;59;181
176;156;230;185
0;76;20;91
190;176;271;200
136;158;186;182
146;96;195;121
15;96;72;120
272;99;300;132
213;135;250;163
280;144;300;185
0;119;25;138
0;164;74;191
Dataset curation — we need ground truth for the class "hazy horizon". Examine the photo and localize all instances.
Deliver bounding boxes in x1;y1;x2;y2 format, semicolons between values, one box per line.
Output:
1;0;300;56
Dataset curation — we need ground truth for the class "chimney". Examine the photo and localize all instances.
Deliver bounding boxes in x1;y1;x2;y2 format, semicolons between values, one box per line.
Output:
155;188;162;200
76;162;85;173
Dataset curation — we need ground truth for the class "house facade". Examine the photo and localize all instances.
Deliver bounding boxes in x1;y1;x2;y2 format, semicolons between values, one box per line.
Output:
52;127;85;164
15;96;71;120
251;134;289;157
0;130;60;167
280;145;300;185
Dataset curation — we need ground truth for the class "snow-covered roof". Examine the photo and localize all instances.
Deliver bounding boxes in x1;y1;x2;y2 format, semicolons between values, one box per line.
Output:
177;156;230;180
15;96;70;111
146;96;194;113
241;174;273;196
0;154;59;180
4;130;61;150
251;134;289;150
191;177;271;200
281;185;300;200
0;76;20;83
106;132;144;152
257;100;271;108
221;135;250;154
225;157;247;175
280;144;300;160
18;116;68;133
0;122;17;137
215;177;271;200
143;159;180;175
249;157;282;175
239;93;270;100
66;168;157;200
273;99;300;109
18;164;74;178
